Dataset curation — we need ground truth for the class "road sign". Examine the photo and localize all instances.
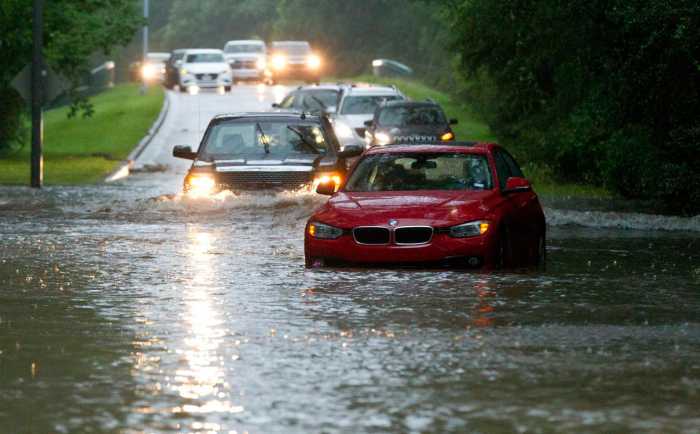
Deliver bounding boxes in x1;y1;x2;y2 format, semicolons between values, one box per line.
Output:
11;63;69;104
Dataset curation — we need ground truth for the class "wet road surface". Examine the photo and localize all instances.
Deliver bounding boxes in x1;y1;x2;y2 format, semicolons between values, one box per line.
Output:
1;85;699;433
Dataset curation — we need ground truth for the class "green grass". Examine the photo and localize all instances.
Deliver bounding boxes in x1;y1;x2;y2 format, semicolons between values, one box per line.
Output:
344;75;611;199
0;84;164;185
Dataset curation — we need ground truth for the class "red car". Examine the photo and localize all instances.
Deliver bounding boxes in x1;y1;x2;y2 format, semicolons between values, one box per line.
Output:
304;143;546;269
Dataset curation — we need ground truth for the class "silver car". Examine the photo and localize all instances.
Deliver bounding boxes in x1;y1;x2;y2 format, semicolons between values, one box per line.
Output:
223;40;267;82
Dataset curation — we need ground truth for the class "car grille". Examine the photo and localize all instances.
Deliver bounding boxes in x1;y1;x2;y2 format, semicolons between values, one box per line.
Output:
354;128;366;138
394;227;433;245
230;60;257;69
353;227;390;245
195;73;219;81
217;171;312;188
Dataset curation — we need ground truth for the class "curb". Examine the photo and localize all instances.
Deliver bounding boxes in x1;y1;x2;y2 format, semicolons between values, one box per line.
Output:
105;90;172;182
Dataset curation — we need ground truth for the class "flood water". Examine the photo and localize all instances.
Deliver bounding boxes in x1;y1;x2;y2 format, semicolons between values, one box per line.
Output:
1;170;699;433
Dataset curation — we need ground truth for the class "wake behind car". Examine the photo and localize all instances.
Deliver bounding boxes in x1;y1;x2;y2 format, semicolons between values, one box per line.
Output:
305;143;546;269
266;41;322;84
172;112;363;195
364;100;458;146
178;49;232;92
223;39;267;82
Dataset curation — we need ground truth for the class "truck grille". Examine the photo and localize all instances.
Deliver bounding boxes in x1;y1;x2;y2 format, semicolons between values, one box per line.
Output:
353;227;390;245
394;227;433;245
230;60;257;69
217;171;312;188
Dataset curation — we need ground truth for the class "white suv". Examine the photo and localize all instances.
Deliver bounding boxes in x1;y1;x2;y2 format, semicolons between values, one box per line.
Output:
331;85;405;149
178;49;233;92
223;40;267;82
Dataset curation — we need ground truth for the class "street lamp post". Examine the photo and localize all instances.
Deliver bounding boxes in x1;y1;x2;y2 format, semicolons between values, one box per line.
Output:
31;0;44;188
141;0;149;93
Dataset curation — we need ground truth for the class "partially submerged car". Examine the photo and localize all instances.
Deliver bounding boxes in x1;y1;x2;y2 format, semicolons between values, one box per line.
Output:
172;112;363;195
364;100;458;146
266;41;322;84
178;49;232;92
305;142;546;269
223;39;267;82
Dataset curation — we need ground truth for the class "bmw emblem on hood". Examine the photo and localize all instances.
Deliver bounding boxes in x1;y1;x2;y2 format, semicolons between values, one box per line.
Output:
389;219;398;227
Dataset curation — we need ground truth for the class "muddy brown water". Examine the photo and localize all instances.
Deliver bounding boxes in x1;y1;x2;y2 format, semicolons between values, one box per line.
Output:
1;173;699;433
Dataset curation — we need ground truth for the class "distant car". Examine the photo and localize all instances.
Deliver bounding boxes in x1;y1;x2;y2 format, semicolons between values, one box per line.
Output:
178;49;232;92
272;84;342;114
164;49;187;89
305;142;546;269
364;100;458;146
223;39;267;83
266;41;322;84
129;52;170;83
330;84;405;150
172;112;363;194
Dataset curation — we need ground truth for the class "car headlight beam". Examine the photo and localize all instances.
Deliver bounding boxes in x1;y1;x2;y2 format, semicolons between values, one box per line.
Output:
374;132;392;145
308;222;343;239
307;54;321;69
334;122;354;139
186;174;216;197
449;220;490;238
271;55;287;70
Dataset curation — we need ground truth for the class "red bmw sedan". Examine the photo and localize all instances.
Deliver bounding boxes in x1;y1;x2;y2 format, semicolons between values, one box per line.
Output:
304;143;546;269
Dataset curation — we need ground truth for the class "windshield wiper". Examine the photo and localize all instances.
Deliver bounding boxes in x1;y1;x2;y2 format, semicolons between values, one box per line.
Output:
287;125;321;154
256;122;270;154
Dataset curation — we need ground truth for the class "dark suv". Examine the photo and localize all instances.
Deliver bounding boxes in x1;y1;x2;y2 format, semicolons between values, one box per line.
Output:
172;112;362;194
364;100;458;147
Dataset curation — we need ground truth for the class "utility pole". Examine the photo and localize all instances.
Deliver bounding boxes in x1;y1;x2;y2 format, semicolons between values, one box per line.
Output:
141;0;149;93
30;0;44;188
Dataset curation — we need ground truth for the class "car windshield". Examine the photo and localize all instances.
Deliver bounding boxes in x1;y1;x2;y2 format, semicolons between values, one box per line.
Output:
378;105;446;127
340;95;402;115
345;153;493;192
273;43;310;55
186;53;224;63
200;120;329;160
225;44;264;54
303;90;339;109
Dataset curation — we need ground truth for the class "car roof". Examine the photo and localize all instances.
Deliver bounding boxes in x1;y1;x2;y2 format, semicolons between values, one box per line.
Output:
365;143;497;155
341;85;401;96
271;40;310;46
294;84;343;92
224;39;265;45
184;48;224;54
211;112;322;122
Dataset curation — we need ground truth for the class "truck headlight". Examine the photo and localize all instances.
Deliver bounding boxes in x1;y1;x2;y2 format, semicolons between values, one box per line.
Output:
271;55;286;70
449;220;490;238
334;122;354;139
308;222;343;239
374;132;392;145
185;174;216;197
307;54;321;69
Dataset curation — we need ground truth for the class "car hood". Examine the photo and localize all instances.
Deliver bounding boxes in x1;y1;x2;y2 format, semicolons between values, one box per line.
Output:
201;154;318;172
182;62;229;73
336;114;373;128
314;190;495;227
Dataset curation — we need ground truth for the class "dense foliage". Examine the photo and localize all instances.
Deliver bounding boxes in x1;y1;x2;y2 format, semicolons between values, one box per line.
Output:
448;0;700;214
0;0;141;153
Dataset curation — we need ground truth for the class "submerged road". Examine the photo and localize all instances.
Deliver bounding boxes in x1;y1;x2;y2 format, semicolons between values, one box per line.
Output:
1;85;699;433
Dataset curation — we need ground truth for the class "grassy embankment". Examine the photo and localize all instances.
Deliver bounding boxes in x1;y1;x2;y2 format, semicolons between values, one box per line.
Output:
349;74;610;199
0;84;164;185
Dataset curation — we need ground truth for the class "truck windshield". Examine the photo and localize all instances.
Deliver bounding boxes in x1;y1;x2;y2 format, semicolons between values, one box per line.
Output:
378;106;446;127
200;120;329;160
340;95;402;115
225;44;264;54
345;153;493;191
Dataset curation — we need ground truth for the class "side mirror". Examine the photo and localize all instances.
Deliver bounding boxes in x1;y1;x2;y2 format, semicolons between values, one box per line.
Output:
363;119;374;128
175;59;183;68
173;145;196;160
338;144;363;158
503;177;531;194
316;181;335;196
271;103;280;108
449;118;459;125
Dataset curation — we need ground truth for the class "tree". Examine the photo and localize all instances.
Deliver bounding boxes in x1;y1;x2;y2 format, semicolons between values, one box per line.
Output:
0;0;142;152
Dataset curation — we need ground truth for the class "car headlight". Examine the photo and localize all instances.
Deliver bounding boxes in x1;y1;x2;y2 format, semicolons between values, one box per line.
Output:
142;64;156;80
221;69;230;74
180;67;188;75
313;173;343;191
334;122;354;139
307;54;321;69
374;132;392;145
185;174;216;197
271;55;286;70
449;220;490;238
256;57;266;70
308;222;343;239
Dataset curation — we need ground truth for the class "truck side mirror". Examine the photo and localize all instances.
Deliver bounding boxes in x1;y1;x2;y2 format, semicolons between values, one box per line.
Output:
173;145;196;160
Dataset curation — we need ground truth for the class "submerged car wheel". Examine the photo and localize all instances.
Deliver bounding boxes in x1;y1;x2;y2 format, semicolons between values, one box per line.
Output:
495;227;513;270
224;85;232;92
